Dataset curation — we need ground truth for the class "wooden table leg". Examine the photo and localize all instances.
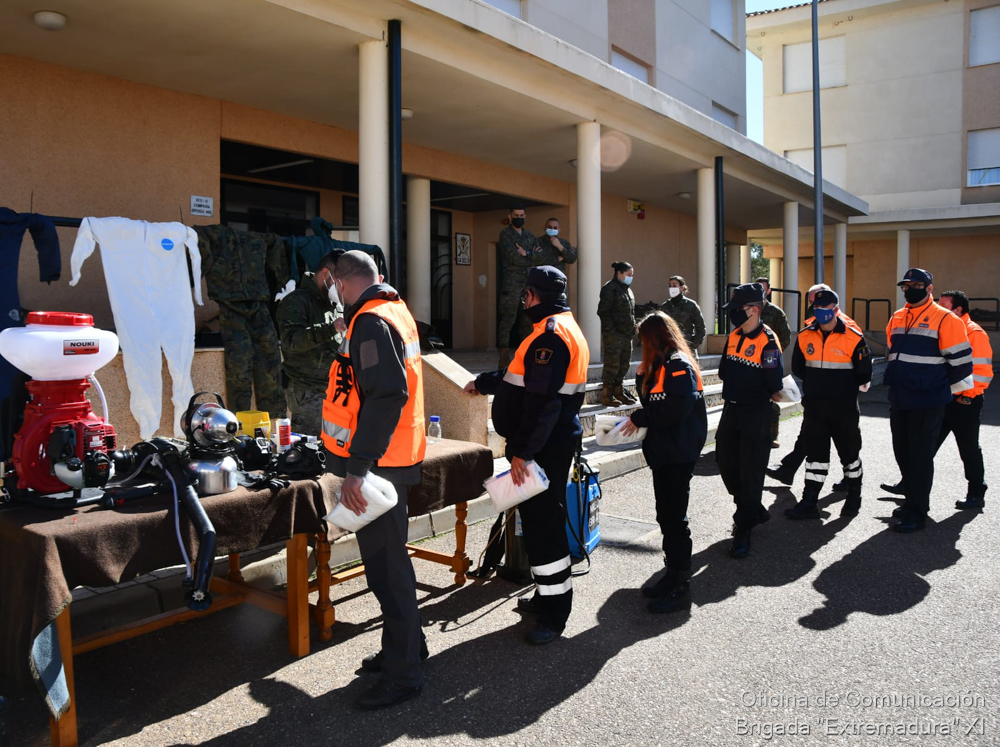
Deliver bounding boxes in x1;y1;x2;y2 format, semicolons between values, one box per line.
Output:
313;533;335;641
452;501;470;586
285;534;310;658
48;608;78;747
227;553;245;583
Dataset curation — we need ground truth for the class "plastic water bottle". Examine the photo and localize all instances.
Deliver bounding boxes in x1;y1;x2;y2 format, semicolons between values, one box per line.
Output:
427;415;442;444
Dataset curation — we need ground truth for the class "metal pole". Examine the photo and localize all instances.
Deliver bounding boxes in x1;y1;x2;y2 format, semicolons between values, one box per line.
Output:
715;157;727;333
388;19;404;292
811;0;824;284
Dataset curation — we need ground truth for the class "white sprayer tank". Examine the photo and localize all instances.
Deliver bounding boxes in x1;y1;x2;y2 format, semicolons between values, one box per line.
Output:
0;311;119;381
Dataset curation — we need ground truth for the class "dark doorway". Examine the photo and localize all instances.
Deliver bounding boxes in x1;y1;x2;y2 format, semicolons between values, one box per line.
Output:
220;179;318;235
431;209;453;348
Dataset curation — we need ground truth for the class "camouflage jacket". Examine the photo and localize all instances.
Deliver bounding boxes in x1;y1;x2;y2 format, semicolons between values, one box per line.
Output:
660;294;707;348
497;225;536;293
194;224;289;304
277;273;343;389
533;235;578;273
598;278;636;336
760;301;792;349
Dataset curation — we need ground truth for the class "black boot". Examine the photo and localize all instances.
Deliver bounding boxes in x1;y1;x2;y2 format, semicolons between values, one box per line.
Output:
729;528;752;558
785;488;820;520
642;568;682;599
956;494;985;511
647;573;691;614
841;483;862;517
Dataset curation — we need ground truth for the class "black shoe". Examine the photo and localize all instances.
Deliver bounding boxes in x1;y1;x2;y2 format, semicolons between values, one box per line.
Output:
647;583;691;614
892;516;926;533
956;495;985;511
468;565;495;580
516;594;541;614
891;506;908;519
770;440;780;449
880;482;905;496
841;496;862;517
729;529;751;559
526;623;562;645
766;467;795;486
784;502;820;520
361;640;430;673
356;680;422;710
642;570;688;599
757;505;771;525
832;479;848;492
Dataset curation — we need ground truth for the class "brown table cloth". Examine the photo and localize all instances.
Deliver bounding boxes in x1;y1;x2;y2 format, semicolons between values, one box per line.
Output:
0;438;493;710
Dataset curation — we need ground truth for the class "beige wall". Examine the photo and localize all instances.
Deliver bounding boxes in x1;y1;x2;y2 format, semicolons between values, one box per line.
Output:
962;0;1000;205
758;1;966;210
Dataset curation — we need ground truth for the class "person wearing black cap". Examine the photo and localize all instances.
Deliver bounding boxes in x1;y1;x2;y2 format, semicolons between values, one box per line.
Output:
716;283;785;558
784;289;871;520
496;203;539;369
882;268;973;532
464;266;590;644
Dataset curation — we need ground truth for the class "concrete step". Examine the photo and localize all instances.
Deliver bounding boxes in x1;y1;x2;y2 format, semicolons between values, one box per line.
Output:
585;355;721;383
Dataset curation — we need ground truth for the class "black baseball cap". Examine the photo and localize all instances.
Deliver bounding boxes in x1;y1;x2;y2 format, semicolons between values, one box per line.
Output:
812;289;839;307
525;265;568;300
723;282;765;309
897;268;932;286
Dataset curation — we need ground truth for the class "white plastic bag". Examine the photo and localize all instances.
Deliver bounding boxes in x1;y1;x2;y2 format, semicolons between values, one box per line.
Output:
594;414;647;446
484;461;549;512
774;374;802;403
325;472;399;533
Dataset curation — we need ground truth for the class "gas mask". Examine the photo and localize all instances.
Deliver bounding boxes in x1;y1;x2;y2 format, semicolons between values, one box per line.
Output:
668;287;681;298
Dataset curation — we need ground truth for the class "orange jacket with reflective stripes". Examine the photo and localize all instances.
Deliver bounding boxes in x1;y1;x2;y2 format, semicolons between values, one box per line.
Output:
959;313;993;398
884;295;973;409
793;319;871;399
504;311;589;395
321;297;426;468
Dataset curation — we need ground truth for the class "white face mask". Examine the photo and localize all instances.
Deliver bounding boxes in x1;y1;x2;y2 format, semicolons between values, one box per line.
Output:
545;228;559;237
324;275;341;306
668;287;681;298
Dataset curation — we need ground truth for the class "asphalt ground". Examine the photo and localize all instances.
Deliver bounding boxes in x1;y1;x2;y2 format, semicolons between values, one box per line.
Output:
8;385;1000;746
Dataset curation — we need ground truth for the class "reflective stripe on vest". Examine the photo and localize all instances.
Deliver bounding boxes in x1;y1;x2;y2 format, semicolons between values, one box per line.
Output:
321;297;427;467
503;311;590;394
649;351;704;399
798;326;863;370
961;315;994;397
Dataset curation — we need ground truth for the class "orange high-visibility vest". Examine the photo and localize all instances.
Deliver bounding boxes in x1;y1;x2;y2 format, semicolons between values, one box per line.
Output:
960;313;994;397
503;311;590;394
650;351;704;395
797;324;865;370
321;298;426;467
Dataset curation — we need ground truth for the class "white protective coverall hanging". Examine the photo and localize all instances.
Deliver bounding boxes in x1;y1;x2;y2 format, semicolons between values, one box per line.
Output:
70;217;203;439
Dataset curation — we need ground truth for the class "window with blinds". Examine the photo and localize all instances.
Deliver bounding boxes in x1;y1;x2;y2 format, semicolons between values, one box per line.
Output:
968;129;1000;187
784;145;848;190
783;36;846;93
970;5;1000;67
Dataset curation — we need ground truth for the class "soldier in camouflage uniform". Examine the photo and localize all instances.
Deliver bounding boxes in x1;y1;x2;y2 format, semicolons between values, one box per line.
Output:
534;218;578;276
597;262;637;406
757;278;792;447
277;252;345;437
497;204;537;368
660;275;706;351
194;224;288;418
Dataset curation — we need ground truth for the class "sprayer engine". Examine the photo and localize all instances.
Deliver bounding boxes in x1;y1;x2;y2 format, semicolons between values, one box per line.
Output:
0;312;120;497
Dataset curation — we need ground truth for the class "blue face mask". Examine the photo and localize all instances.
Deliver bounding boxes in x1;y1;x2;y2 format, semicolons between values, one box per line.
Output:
622;275;633;286
545;228;559;237
814;307;836;325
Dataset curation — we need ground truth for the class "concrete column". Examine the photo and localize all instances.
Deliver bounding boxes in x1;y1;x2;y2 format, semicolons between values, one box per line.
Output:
833;222;847;307
697;167;716;341
783;201;800;323
359;39;390;270
406;176;431;323
577;121;602;357
896;229;910;308
769;257;783;293
725;243;740;297
740;244;751;284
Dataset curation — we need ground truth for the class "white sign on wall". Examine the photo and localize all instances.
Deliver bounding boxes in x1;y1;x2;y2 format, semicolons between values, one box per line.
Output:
190;195;214;217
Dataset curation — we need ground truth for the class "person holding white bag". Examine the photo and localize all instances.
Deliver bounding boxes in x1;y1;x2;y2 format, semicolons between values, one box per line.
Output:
620;312;707;613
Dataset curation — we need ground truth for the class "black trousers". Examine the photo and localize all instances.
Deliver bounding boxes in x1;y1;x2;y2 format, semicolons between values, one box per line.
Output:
779;430;807;473
519;438;577;632
801;398;862;494
890;405;946;519
651;461;696;571
936;395;986;498
355;479;425;688
716;401;772;530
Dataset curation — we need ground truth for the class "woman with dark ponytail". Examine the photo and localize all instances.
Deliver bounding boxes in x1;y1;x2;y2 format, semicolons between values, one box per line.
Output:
597;261;636;406
621;311;707;613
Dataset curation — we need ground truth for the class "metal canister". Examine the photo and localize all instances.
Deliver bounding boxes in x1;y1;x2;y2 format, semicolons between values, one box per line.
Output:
273;418;292;453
